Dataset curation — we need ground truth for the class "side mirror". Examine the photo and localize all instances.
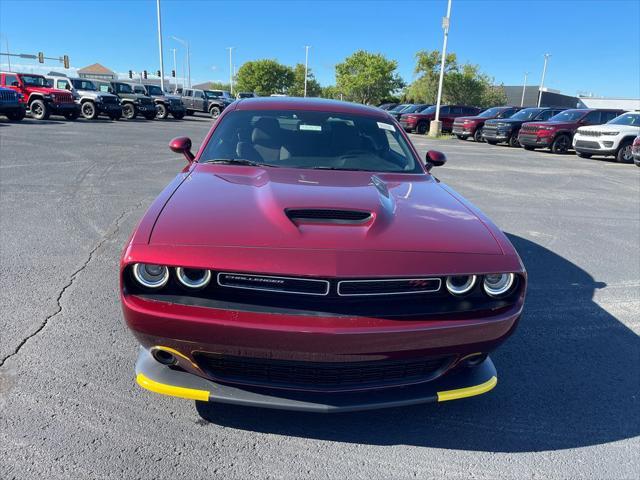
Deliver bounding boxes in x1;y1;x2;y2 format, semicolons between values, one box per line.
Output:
11;81;20;87
169;136;195;163
425;150;446;171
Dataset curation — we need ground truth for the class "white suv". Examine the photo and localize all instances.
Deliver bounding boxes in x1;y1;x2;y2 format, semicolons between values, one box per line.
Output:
573;111;640;163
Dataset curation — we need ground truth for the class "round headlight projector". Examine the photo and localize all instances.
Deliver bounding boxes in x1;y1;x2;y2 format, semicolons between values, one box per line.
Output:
446;275;477;295
132;263;169;289
175;267;211;289
483;273;515;297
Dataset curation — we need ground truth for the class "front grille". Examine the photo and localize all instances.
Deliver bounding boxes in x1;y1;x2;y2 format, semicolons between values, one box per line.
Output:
578;130;601;137
53;92;74;103
285;208;372;224
575;140;600;149
520;125;539;133
0;90;18;102
217;272;330;295
338;278;441;296
193;353;453;391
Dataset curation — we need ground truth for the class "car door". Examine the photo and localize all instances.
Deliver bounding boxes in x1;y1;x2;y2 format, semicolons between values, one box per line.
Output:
441;106;456;130
183;89;194;109
194;90;206;112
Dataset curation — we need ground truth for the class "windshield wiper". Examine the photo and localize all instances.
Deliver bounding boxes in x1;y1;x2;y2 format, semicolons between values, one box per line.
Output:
311;166;372;172
203;158;279;168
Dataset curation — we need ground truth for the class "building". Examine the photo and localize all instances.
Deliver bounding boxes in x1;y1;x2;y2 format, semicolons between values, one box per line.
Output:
503;85;640;110
77;63;116;81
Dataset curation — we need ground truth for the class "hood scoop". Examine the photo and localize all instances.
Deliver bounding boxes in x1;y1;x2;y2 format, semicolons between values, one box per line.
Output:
285;208;372;225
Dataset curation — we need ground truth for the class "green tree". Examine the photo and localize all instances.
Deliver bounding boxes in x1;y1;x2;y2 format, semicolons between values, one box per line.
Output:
196;81;231;91
320;85;342;100
404;50;457;103
289;63;322;97
235;59;295;96
335;50;404;105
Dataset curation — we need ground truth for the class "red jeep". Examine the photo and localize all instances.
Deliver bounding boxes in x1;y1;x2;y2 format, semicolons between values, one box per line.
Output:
0;72;80;120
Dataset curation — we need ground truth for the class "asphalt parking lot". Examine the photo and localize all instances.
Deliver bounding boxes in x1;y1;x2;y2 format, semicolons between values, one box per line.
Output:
1;115;638;479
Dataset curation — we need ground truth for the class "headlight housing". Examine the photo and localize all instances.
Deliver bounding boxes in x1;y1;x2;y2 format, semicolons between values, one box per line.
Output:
446;275;477;295
132;263;169;289
95;96;103;103
175;267;211;289
602;131;619;136
483;273;515;297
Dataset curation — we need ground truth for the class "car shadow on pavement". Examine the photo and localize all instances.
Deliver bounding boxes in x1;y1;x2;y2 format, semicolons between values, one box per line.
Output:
196;234;639;452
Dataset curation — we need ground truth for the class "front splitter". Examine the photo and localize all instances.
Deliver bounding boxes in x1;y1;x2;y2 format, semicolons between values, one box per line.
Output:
134;347;497;413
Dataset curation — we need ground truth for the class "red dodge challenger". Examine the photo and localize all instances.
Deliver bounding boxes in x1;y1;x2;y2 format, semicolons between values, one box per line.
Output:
121;97;526;412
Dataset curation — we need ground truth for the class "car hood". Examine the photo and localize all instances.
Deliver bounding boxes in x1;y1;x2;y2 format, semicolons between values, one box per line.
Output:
27;86;66;95
150;166;503;255
454;116;486;123
578;123;639;133
524;121;577;129
485;118;524;125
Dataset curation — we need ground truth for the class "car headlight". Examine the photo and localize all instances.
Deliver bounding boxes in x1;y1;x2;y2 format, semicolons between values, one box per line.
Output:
602;131;619;136
95;96;103;103
132;263;169;289
483;273;515;297
538;126;554;131
43;94;52;100
446;275;477;295
175;267;211;289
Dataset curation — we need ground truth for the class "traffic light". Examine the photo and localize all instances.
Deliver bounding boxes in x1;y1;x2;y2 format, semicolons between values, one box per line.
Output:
143;70;148;79
38;52;44;63
63;55;69;69
156;70;161;77
128;70;133;79
171;69;175;78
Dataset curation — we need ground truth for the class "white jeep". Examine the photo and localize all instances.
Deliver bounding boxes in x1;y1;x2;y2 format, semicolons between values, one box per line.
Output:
573;111;640;163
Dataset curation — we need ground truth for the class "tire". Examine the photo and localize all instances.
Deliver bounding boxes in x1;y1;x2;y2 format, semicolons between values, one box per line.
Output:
615;142;634;163
29;99;49;120
576;152;592;159
122;103;136;119
143;112;156;120
64;111;79;120
416;122;428;135
523;145;535;151
186;109;193;116
550;134;571;154
209;106;221;119
81;101;97;120
156;103;168;119
109;112;122;121
486;140;498;145
172;112;185;120
6;109;26;121
473;128;484;142
508;133;520;148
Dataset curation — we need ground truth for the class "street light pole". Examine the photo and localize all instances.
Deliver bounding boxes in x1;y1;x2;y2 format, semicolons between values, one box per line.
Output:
0;34;10;71
156;0;165;91
537;53;551;107
304;45;311;97
227;47;234;94
521;72;528;107
171;48;177;91
172;36;191;88
429;0;452;137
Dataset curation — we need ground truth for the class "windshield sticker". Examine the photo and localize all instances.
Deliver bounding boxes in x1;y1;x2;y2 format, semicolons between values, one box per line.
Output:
299;124;322;131
377;122;395;132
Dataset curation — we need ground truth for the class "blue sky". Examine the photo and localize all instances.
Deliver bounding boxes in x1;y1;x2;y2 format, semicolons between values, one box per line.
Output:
1;0;638;98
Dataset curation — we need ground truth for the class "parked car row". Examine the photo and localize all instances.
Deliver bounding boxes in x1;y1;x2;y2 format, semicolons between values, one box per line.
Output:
383;101;640;165
0;71;236;122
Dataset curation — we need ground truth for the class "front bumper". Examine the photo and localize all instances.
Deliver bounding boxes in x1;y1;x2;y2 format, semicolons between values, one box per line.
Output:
135;346;498;412
167;104;186;114
48;102;80;114
136;103;156;113
482;129;512;141
399;120;415;132
518;133;552;147
0;104;25;114
452;126;473;137
96;102;123;115
573;137;618;156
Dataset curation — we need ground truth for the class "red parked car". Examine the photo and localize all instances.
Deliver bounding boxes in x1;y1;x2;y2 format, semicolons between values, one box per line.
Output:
0;71;80;120
121;98;526;412
518;108;624;154
452;106;521;142
399;105;481;134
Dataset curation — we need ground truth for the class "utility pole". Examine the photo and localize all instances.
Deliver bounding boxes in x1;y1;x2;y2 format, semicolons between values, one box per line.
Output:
429;0;452;137
172;36;191;88
227;47;234;94
171;48;177;91
521;72;528;107
537;54;551;107
0;34;10;71
156;0;166;91
304;45;311;97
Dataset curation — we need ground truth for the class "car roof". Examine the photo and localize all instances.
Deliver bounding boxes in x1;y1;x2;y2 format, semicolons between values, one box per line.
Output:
234;97;390;119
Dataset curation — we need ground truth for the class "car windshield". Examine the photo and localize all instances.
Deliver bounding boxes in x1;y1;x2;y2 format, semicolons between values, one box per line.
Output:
606;113;640;126
114;83;133;94
388;104;410;113
548;110;587;122
200;110;422;173
21;75;47;86
204;90;220;99
402;104;426;114
71;79;96;91
510;108;542;121
147;85;163;95
419;105;438;114
478;107;505;118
